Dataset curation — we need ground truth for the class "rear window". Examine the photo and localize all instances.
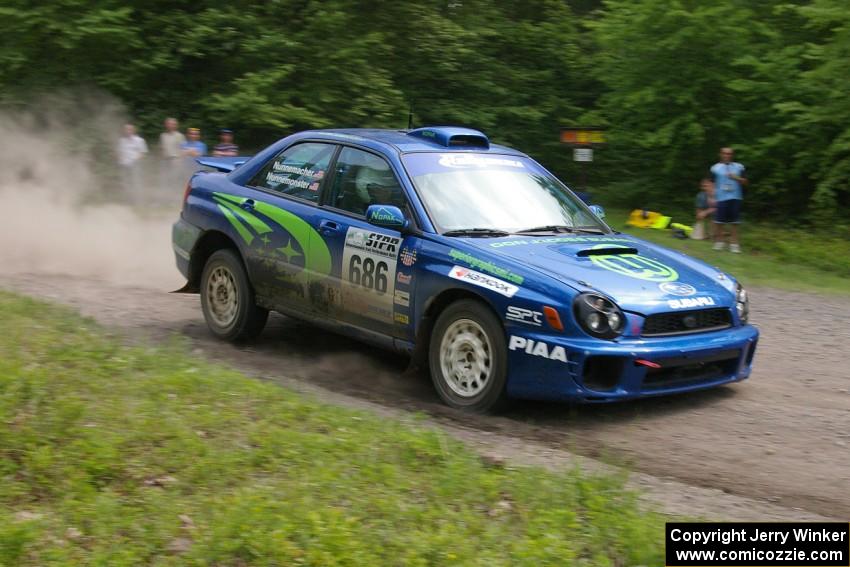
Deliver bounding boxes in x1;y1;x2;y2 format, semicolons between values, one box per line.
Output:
249;142;335;203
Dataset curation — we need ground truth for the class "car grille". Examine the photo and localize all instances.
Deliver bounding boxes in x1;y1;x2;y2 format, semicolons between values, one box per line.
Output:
642;308;732;337
642;349;741;390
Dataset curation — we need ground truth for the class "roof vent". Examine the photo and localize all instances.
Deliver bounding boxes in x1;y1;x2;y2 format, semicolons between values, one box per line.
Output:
407;126;489;149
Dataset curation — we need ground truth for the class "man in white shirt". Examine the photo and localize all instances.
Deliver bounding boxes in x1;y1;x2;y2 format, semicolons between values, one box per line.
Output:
117;123;148;200
159;117;186;191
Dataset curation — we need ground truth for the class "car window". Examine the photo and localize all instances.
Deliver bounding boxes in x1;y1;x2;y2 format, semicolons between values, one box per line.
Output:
327;147;407;216
249;142;335;203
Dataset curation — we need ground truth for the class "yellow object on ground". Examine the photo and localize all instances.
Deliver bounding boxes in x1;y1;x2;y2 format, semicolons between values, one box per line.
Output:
670;222;693;236
626;209;672;229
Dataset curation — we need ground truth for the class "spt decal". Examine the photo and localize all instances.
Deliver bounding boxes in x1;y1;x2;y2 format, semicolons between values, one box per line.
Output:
588;245;678;282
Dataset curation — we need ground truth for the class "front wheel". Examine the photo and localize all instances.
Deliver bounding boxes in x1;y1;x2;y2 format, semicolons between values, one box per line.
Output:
200;249;268;341
428;299;509;413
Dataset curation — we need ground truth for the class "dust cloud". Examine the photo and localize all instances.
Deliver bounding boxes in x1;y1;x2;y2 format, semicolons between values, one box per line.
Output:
0;93;184;290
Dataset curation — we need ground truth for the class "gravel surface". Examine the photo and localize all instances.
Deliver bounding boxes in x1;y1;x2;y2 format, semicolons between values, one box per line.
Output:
1;272;848;521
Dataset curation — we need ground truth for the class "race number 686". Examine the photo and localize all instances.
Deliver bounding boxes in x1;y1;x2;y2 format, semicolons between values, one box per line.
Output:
348;255;388;293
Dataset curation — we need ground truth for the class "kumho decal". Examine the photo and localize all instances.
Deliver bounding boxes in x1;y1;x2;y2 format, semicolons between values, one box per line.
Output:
448;266;519;298
588;245;678;282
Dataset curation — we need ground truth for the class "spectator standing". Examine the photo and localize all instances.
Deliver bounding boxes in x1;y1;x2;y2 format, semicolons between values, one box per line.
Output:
180;127;207;177
212;129;239;157
710;147;747;253
691;177;716;240
159;117;186;189
181;127;207;158
117;123;147;201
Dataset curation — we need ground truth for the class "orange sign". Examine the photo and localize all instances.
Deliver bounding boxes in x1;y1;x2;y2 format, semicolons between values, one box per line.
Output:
560;128;606;146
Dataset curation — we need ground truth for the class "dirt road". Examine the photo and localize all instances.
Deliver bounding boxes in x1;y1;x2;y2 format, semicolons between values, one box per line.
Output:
2;270;848;521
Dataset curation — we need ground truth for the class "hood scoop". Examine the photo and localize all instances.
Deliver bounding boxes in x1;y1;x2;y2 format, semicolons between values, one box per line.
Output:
576;246;639;257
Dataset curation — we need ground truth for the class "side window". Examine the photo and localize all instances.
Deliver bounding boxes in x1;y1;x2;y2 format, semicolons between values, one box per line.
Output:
328;147;407;216
249;142;335;203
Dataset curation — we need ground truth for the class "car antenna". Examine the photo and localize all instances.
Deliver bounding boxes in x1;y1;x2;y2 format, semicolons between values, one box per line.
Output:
407;102;414;130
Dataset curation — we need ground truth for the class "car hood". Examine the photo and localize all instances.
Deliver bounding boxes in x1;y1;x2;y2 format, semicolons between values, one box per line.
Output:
467;234;737;315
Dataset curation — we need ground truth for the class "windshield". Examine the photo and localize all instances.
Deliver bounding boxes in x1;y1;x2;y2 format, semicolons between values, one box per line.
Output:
402;152;609;234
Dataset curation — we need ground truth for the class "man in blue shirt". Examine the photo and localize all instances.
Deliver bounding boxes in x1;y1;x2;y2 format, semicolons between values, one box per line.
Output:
181;127;207;158
710;147;747;253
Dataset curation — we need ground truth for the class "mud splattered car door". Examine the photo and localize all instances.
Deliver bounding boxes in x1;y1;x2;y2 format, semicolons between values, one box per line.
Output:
313;146;410;337
236;142;337;315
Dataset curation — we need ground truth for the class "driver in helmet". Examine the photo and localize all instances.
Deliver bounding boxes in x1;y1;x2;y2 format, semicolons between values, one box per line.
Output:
355;166;403;210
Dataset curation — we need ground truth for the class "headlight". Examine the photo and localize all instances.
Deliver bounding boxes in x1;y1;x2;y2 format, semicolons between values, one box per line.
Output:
736;284;749;323
573;293;626;339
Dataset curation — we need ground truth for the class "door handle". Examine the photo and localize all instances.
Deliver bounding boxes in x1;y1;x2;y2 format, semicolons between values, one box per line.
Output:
240;198;255;210
319;220;340;234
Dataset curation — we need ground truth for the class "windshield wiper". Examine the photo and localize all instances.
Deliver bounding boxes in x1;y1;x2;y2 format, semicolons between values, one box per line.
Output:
515;224;577;234
572;227;607;234
442;228;512;238
516;225;607;235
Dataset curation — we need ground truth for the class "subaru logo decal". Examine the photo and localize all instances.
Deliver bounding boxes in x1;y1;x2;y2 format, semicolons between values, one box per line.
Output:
659;282;697;296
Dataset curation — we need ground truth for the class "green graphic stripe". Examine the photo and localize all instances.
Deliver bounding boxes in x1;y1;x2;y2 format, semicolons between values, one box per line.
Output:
212;192;334;277
251;200;332;276
217;204;254;245
213;192;243;206
214;197;273;235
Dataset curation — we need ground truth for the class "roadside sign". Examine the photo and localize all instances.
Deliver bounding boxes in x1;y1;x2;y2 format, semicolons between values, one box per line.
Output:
573;148;593;162
560;127;606;146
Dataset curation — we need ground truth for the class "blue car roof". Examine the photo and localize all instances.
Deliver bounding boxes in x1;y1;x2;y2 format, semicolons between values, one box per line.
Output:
292;127;527;157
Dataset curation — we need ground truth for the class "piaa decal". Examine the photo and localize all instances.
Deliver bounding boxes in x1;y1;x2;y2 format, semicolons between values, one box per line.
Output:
508;336;567;363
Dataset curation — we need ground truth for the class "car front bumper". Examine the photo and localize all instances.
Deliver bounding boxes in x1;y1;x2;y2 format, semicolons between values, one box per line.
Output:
505;324;759;402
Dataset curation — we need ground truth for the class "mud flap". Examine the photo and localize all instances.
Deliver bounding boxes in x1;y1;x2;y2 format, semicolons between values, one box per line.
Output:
170;280;198;294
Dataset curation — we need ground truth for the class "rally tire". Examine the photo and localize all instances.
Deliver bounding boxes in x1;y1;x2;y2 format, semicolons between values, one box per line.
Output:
428;299;509;413
200;249;268;341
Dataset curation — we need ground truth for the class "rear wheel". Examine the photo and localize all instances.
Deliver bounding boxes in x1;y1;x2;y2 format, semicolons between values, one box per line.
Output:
200;249;268;341
428;299;509;413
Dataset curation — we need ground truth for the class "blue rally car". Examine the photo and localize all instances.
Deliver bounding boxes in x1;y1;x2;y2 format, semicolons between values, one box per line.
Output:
172;126;758;412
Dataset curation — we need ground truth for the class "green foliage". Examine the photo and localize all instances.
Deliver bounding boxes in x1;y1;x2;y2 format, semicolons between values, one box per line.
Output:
0;291;666;565
589;0;850;223
1;0;849;226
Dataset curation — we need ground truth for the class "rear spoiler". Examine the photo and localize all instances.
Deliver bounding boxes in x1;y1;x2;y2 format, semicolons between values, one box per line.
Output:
196;156;250;173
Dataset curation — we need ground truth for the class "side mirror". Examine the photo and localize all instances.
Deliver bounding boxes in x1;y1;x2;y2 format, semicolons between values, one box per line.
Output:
365;204;409;231
589;204;606;220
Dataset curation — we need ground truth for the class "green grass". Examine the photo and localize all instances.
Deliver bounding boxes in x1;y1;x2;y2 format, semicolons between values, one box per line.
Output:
0;291;665;566
605;208;850;295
